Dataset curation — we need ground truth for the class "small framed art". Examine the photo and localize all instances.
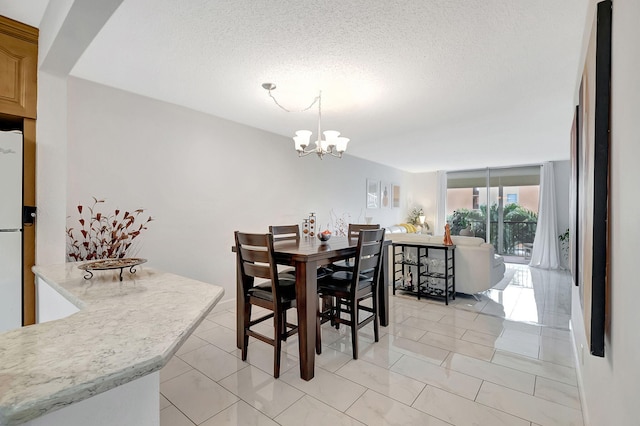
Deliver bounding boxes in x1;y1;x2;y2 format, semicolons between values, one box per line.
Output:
392;184;401;208
366;179;380;209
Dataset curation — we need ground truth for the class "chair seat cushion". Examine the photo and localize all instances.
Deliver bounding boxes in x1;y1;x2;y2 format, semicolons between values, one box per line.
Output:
329;260;374;274
331;258;354;269
278;268;296;279
248;278;296;302
318;271;373;293
279;266;334;280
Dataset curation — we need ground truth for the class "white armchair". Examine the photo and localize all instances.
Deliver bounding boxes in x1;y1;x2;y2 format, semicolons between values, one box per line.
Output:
450;236;505;295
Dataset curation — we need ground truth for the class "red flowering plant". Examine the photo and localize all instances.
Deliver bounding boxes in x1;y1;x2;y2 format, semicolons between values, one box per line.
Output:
66;197;153;261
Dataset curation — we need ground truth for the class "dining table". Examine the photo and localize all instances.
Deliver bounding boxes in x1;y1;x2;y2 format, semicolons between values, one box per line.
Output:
235;235;391;381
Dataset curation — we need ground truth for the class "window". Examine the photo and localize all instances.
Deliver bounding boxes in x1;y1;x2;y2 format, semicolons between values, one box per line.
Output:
446;166;540;258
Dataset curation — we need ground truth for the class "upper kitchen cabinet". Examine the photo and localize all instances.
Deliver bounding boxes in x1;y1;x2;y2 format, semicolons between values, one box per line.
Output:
0;16;37;119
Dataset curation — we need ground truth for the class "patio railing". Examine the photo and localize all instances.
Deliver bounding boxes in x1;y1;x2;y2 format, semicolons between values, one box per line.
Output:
464;220;537;256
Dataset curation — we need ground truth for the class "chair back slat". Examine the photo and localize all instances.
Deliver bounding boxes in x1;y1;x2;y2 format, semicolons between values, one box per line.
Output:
239;246;270;263
347;223;380;240
358;254;379;272
351;229;386;292
235;231;284;299
244;263;271;280
269;225;300;242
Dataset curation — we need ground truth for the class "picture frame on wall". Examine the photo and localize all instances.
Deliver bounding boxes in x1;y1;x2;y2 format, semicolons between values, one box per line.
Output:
366;179;380;209
392;184;401;208
381;182;392;209
572;0;611;358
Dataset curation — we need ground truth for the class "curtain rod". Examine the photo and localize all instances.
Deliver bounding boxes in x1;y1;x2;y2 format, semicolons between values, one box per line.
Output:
445;163;543;174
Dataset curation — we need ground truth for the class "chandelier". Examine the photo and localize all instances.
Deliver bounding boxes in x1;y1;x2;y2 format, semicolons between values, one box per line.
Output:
262;83;349;159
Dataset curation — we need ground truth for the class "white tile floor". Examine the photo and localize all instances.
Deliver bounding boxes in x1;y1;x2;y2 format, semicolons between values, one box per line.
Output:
160;264;583;425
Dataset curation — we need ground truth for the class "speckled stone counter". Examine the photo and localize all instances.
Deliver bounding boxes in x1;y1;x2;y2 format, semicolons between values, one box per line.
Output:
0;263;224;425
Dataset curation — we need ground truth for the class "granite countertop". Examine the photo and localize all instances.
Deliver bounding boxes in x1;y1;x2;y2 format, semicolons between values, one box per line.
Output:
0;263;224;425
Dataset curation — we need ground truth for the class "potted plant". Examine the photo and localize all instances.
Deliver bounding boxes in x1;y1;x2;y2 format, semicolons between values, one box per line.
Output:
407;206;430;233
558;228;570;266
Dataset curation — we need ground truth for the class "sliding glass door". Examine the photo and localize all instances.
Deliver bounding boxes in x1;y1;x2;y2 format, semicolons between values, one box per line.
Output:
446;166;540;261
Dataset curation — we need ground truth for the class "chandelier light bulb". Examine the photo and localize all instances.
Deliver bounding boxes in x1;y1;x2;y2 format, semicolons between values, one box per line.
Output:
294;130;312;151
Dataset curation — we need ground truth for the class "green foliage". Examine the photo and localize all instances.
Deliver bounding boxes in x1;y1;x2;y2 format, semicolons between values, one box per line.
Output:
446;203;538;254
558;228;570;262
407;206;424;226
559;228;570;242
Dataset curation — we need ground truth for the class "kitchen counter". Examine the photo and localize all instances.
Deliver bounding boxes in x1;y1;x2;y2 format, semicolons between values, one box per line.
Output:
0;263;224;425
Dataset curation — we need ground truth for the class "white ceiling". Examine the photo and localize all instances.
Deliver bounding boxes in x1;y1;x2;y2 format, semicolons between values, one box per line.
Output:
2;0;588;173
0;0;48;28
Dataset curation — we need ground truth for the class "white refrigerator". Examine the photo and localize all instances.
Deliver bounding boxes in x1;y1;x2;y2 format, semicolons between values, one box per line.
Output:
0;130;23;333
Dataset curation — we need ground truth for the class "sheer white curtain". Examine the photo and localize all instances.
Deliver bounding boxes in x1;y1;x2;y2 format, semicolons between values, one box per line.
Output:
529;162;560;269
435;170;447;236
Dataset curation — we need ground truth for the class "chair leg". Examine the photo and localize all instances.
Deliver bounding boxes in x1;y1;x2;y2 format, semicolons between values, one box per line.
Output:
321;295;334;321
241;301;251;361
350;298;358;359
281;311;288;341
274;310;282;379
316;305;322;355
373;295;379;342
334;298;341;329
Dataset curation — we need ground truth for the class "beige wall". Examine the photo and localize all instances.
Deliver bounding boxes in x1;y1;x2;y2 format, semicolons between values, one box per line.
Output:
446;188;473;215
570;1;640;425
503;186;540;213
446;185;540;216
66;77;409;306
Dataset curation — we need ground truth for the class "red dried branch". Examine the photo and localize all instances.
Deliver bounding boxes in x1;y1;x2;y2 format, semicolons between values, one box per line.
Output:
66;198;153;262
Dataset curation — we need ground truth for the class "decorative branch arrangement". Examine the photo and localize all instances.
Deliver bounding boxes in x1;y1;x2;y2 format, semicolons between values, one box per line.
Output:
66;197;153;262
329;209;351;237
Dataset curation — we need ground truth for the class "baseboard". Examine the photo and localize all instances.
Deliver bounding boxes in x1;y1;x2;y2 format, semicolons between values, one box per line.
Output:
570;318;590;426
211;297;235;313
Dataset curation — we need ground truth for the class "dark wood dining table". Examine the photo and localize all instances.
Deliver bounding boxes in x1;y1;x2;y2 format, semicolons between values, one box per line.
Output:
235;236;390;381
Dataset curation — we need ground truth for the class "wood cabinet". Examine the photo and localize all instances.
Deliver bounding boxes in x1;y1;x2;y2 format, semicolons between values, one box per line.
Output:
0;15;38;326
0;16;37;119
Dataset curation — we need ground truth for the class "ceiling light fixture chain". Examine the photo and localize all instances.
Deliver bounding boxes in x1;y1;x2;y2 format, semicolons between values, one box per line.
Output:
262;82;349;159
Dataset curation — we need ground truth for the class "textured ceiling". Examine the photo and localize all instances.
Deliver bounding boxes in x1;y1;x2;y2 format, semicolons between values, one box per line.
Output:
4;0;589;172
0;0;48;27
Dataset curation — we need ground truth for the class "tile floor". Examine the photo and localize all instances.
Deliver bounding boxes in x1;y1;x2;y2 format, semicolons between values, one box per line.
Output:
160;264;582;425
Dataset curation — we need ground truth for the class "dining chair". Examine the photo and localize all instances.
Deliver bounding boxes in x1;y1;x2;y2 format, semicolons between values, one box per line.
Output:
269;224;300;242
317;228;386;359
269;225;300;279
330;223;381;272
270;224;334;345
235;231;298;378
269;224;333;279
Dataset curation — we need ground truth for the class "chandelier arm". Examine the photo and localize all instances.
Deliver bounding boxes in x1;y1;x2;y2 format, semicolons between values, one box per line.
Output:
268;90;320;113
327;149;342;158
297;149;318;158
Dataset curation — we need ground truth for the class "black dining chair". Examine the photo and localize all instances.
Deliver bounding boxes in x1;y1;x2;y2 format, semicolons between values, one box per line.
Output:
317;228;386;359
330;223;381;272
269;225;301;279
269;224;301;242
269;224;333;279
235;231;298;378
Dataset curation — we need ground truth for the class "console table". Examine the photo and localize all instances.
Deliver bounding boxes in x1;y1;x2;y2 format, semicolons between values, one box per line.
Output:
392;242;456;304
